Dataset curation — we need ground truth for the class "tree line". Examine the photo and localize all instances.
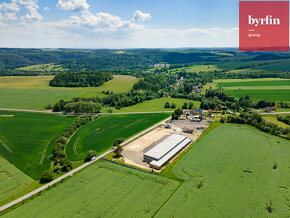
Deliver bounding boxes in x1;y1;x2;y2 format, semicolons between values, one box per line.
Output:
49;71;113;87
40;116;97;183
277;115;290;125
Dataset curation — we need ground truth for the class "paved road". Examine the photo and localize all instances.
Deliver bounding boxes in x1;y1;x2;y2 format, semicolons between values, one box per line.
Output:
0;108;62;114
0;116;171;212
1;108;290;116
0;108;173;115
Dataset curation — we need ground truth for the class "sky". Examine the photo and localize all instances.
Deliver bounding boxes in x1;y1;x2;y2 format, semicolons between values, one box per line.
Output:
0;0;252;48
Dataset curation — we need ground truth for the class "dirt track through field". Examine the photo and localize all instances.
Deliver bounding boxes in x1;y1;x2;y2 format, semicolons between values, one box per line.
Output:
73;137;79;157
0;138;13;153
39;139;52;165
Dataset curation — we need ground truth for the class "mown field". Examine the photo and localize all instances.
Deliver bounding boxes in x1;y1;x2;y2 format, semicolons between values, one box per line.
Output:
263;115;290;129
157;124;290;217
216;79;290;101
66;113;170;161
0;111;75;179
113;97;200;113
0;75;139;110
171;65;220;73
0;156;36;207
17;63;66;72
2;161;179;217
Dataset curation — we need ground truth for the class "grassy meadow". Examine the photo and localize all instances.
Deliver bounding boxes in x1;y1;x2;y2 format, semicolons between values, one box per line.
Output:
180;65;220;72
2;161;179;217
216;78;290;102
0;75;139;110
17;63;66;72
263;116;290;129
112;97;200;113
157;124;290;217
0;111;76;179
66;113;170;161
168;64;220;74
0;156;36;207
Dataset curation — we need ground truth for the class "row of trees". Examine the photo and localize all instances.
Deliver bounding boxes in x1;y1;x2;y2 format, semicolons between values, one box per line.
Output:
63;101;102;114
53;88;165;113
132;75;175;92
164;102;176;109
172;108;183;120
49;71;113;87
277;115;290;125
51;116;95;174
200;88;276;111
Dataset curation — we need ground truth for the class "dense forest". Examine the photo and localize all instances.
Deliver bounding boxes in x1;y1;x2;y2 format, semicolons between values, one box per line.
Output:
1;48;290;80
49;71;113;87
3;48;290;76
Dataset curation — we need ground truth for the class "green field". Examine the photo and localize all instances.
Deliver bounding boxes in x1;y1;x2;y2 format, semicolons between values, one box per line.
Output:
264;116;290;129
217;79;290;88
113;97;200;113
0;111;75;179
4;124;289;217
66;113;170;161
17;63;66;72
0;75;139;110
226;90;290;102
168;64;220;74
157;124;290;217
0;156;36;206
216;79;290;101
183;65;220;72
2;161;179;217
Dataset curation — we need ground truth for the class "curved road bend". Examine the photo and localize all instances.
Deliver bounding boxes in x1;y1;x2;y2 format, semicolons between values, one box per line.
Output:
0;116;171;212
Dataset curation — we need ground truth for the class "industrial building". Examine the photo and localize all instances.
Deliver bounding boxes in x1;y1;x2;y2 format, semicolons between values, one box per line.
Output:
144;134;192;169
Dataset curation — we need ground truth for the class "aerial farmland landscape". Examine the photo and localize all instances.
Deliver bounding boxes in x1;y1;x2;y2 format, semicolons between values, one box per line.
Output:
0;0;290;217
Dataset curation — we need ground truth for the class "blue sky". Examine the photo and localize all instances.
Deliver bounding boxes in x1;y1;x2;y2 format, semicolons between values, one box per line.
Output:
0;0;246;48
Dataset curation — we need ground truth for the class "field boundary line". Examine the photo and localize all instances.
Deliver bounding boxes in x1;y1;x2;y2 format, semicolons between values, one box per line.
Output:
0;138;13;153
73;137;79;157
39;139;52;165
101;158;150;174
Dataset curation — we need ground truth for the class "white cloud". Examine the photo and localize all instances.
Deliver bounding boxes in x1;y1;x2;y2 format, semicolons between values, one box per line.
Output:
68;12;143;33
20;4;42;20
0;0;43;21
133;10;151;22
5;12;18;21
0;2;20;11
44;7;49;11
57;0;89;13
0;11;17;27
0;19;239;48
16;0;43;21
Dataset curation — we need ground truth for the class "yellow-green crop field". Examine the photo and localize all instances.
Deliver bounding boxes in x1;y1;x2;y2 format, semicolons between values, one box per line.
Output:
0;75;139;110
